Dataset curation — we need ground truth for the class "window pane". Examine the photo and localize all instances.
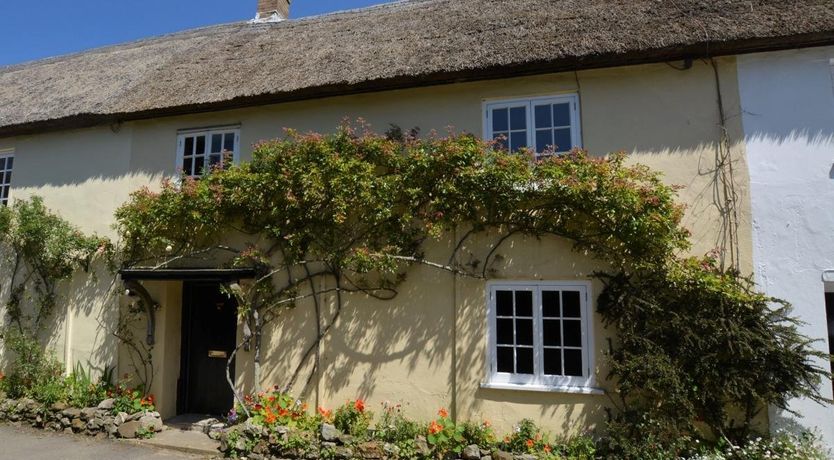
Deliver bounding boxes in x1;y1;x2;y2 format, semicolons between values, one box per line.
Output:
542;291;560;318
497;319;514;345
554;128;572;152
497;347;514;373
563;320;582;347
536;129;553;153
516;348;534;374
510;106;526;130
564;349;583;376
534;104;552;129
543;319;561;346
543;349;562;375
3;171;10;184
183;157;193;175
510;132;527;152
515;291;532;317
184;137;194;155
209;154;222;168
1;186;7;199
516;318;533;346
553;103;571;126
194;156;205;175
496;290;513;316
492;108;509;132
493;133;508;151
211;134;223;153
224;133;235;152
563;291;581;318
195;136;206;155
5;157;11;169
0;158;5;170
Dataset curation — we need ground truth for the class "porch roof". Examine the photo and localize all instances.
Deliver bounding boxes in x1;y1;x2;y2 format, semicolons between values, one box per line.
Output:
118;268;257;282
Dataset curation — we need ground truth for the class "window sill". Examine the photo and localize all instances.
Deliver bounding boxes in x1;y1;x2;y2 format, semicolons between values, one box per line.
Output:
480;382;606;395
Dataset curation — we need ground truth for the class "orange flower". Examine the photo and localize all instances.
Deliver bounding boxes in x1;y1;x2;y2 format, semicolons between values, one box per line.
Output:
428;420;443;435
482;420;491;427
265;413;277;424
354;399;366;412
526;439;535;448
318;406;332;418
302;403;309;411
543;445;552;453
268;395;276;403
278;408;289;417
438;408;449;418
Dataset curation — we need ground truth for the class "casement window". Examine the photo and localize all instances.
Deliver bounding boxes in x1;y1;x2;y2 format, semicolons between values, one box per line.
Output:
486;282;595;390
483;95;581;157
0;150;13;206
176;127;240;177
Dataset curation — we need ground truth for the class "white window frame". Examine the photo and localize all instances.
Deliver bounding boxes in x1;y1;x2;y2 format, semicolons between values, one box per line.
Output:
482;94;582;157
0;149;13;206
485;280;596;391
175;126;241;178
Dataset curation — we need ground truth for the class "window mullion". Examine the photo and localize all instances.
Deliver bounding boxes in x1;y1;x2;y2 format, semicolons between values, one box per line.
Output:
533;287;543;381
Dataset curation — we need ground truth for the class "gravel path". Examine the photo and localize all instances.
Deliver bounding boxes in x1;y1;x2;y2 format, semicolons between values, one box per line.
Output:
0;423;206;459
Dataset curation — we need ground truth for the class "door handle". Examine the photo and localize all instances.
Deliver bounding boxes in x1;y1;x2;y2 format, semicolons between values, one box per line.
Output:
208;350;228;359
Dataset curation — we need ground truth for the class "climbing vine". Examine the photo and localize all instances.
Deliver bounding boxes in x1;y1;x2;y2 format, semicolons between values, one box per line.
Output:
0;197;111;338
115;123;827;449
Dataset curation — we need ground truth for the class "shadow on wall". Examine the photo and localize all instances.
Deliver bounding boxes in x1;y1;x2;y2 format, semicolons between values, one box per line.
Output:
0;258;120;380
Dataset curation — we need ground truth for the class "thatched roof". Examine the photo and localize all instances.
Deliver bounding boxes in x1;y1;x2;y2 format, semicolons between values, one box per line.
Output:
2;0;834;137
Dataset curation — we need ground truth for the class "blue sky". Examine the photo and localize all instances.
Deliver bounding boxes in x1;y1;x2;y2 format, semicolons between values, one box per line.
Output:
0;1;396;66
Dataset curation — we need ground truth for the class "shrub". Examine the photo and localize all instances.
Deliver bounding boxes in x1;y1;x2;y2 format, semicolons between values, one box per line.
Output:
64;363;111;409
374;402;426;458
685;431;829;460
598;255;831;449
333;399;373;439
460;419;496;449
1;332;65;404
427;408;466;456
234;389;314;431
110;384;155;415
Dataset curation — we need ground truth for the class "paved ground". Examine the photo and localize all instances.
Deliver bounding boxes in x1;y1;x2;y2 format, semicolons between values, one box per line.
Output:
0;423;208;459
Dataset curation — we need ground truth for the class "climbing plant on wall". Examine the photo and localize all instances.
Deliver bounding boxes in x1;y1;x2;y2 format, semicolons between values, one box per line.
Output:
115;123;828;451
0;197;111;337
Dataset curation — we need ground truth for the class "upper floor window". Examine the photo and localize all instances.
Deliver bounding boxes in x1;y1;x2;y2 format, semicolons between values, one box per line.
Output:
0;150;13;206
483;95;581;157
487;281;594;389
176;127;240;177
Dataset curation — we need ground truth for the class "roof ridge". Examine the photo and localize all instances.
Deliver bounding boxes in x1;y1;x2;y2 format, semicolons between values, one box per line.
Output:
0;1;421;71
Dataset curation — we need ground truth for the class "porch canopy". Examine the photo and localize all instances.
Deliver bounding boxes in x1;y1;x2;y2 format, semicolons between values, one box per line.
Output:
118;268;257;282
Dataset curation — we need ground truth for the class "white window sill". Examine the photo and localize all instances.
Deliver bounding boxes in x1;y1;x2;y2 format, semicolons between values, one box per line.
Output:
480;382;606;395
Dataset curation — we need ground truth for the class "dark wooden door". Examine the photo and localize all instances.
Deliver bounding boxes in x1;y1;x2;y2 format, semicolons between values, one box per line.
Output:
179;282;237;415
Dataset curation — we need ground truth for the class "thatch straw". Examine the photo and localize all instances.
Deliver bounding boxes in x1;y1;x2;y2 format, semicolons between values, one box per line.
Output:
2;0;833;137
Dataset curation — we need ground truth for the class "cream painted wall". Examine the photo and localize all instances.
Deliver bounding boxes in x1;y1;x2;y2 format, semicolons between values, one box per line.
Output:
0;59;751;432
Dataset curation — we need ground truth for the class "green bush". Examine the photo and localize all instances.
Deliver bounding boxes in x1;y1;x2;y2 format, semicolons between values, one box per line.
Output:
64;363;112;409
333;399;373;439
598;256;831;451
686;431;828;460
1;332;65;404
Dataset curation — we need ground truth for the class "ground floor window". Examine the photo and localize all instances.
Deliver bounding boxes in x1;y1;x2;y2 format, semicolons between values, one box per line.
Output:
487;281;593;389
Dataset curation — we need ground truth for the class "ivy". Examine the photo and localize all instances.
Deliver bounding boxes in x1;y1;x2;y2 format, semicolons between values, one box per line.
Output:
114;123;827;452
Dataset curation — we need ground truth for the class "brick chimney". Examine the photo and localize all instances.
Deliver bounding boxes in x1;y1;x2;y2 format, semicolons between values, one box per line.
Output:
255;0;291;22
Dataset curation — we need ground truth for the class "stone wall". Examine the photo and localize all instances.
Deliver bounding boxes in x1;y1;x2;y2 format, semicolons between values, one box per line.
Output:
0;397;163;440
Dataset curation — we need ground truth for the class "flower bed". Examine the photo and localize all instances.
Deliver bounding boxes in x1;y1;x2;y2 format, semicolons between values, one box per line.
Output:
215;389;829;460
218;389;594;460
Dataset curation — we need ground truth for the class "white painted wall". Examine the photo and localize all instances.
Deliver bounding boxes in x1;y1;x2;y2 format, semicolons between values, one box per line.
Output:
738;46;834;447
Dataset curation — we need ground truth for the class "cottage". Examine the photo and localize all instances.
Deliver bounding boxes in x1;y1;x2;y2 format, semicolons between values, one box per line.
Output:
1;0;833;450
